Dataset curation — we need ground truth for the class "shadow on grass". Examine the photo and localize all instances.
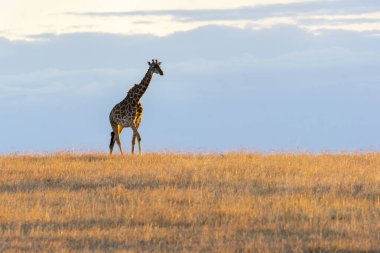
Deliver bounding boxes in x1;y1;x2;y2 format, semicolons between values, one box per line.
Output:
64;236;176;252
306;248;380;253
0;175;204;193
1;176;379;202
0;235;177;252
0;218;124;236
0;175;160;193
0;218;193;236
0;218;192;252
1;228;379;252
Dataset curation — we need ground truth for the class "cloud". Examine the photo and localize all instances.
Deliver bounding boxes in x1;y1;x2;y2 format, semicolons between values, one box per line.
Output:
298;17;380;26
1;25;380;153
65;0;380;22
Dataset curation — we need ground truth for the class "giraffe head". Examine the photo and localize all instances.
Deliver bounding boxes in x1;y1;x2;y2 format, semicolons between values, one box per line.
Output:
148;59;164;76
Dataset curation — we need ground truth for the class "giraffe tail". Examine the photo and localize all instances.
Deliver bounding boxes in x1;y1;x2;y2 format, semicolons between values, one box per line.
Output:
109;131;115;147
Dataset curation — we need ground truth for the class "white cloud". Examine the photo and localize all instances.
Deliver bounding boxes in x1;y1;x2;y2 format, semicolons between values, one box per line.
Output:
1;0;380;40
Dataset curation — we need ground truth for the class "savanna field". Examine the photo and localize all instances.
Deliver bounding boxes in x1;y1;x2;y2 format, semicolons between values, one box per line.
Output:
0;153;379;252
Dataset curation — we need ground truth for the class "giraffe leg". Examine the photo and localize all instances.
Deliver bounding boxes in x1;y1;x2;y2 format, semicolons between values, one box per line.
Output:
110;123;123;155
132;134;136;154
131;125;141;154
109;131;115;154
132;103;143;154
130;123;142;155
115;135;123;154
109;121;118;154
115;125;124;154
138;136;142;155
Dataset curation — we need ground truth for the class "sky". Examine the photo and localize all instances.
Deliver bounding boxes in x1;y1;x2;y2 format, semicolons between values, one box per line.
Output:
1;0;380;153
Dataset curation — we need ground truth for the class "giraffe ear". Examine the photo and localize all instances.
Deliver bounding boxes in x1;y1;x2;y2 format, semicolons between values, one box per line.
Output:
147;61;152;66
158;62;162;65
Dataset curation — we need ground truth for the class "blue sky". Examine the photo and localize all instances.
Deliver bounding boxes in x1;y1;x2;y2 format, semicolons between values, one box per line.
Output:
1;0;380;153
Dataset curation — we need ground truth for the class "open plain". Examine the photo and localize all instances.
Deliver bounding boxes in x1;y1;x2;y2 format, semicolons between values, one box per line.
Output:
0;153;379;252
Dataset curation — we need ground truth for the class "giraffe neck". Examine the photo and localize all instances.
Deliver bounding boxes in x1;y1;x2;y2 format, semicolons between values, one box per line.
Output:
135;68;154;100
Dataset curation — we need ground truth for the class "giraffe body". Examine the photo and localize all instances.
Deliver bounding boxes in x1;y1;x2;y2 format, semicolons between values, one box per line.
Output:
109;60;163;154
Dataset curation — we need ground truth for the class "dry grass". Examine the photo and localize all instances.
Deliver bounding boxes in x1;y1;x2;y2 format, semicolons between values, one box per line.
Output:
0;153;379;252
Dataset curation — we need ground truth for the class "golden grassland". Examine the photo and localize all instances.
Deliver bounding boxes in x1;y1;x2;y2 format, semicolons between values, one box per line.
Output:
0;153;379;252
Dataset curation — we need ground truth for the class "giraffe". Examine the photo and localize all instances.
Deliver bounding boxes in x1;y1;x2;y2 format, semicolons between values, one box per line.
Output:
109;59;164;155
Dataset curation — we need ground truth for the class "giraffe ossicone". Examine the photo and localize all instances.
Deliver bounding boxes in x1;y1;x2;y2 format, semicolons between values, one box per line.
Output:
109;59;164;155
